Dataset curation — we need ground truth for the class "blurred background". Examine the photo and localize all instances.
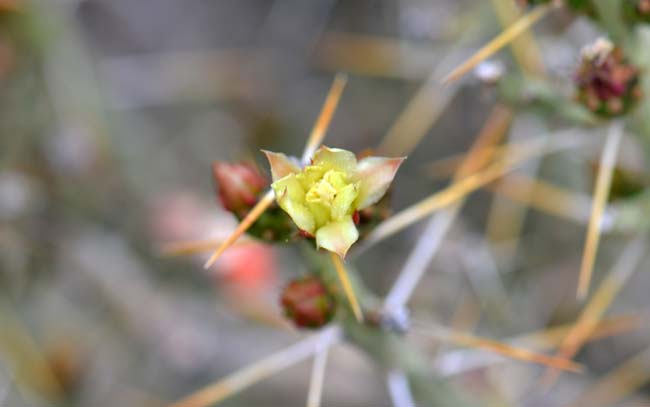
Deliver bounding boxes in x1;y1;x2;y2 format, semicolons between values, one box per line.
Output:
1;0;650;406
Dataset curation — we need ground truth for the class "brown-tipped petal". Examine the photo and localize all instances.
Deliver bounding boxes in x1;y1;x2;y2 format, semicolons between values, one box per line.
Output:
355;156;405;209
263;150;301;182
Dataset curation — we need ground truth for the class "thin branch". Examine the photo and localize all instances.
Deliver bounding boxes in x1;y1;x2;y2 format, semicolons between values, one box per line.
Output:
374;23;485;156
159;237;253;257
487;173;593;224
567;345;650;407
434;314;642;376
315;32;442;80
420;133;593;180
386;369;416;407
411;322;583;372
204;190;275;268
330;253;363;322
363;143;548;250
541;235;647;389
577;121;625;299
375;51;466;156
306;337;332;407
301;72;348;164
382;105;513;311
169;327;342;407
358;130;593;252
442;4;554;83
488;0;546;77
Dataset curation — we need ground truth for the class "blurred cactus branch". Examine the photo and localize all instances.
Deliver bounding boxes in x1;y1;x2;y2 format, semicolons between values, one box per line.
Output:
298;245;472;407
498;74;600;126
592;0;631;47
609;190;650;232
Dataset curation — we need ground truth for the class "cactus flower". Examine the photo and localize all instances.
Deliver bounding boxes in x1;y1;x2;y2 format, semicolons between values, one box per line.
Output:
264;146;404;257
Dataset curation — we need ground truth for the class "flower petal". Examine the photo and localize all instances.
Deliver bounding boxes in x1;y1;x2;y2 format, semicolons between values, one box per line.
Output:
305;201;330;229
315;216;359;258
354;156;405;209
272;174;315;233
263;150;301;182
312;146;357;173
331;183;358;221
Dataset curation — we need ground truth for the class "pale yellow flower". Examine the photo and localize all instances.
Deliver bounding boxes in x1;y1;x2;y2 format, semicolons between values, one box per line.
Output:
264;146;404;257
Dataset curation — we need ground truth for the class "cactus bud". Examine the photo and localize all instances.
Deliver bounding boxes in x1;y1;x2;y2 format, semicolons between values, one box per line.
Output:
212;161;296;242
575;39;641;117
212;162;267;217
280;276;336;329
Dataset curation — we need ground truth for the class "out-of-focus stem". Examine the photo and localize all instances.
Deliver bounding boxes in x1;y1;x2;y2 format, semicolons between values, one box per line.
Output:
330;253;363;322
306;335;331;407
169;327;342;407
541;235;647;389
577;121;624;299
489;0;546;77
386;369;416;407
442;4;553;83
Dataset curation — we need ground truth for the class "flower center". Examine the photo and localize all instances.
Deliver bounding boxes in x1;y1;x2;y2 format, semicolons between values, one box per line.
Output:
305;170;345;207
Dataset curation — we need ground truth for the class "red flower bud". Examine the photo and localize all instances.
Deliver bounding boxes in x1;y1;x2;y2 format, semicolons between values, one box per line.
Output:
280;276;336;329
575;39;641;117
212;162;267;217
